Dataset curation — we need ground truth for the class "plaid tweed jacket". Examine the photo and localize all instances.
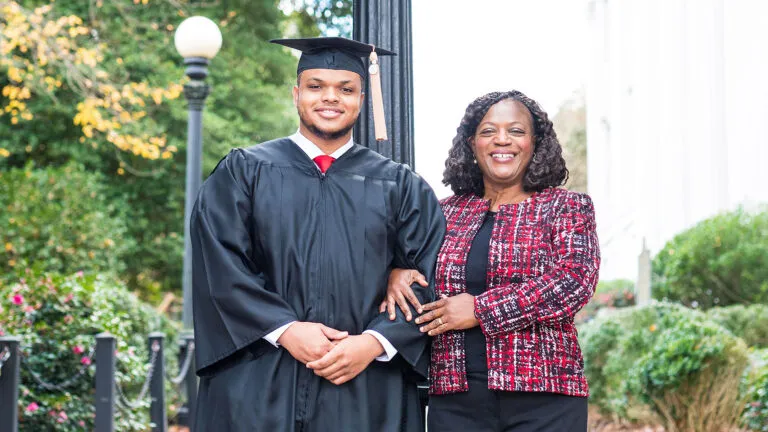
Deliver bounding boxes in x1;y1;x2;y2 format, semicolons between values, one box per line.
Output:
429;188;600;397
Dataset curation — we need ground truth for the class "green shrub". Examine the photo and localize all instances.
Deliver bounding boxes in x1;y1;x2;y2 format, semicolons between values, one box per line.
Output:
742;348;768;431
0;270;180;431
580;302;705;419
708;304;768;348
0;164;134;279
628;319;748;432
652;207;768;309
104;168;185;305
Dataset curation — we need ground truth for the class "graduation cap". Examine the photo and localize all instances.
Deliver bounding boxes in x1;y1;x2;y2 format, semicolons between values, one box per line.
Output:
271;37;395;141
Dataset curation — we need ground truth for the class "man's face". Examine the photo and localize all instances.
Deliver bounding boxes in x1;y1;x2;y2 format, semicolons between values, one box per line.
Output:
293;69;364;142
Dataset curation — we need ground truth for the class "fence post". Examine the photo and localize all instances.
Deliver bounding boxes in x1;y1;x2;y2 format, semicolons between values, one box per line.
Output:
0;336;21;432
182;333;197;431
148;333;167;432
95;332;116;432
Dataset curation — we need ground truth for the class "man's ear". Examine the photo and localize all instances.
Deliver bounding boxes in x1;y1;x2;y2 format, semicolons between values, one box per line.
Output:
292;85;299;107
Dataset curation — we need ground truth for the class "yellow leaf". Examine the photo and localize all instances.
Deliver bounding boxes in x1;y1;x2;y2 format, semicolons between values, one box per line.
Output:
4;243;12;252
151;88;163;105
7;67;22;82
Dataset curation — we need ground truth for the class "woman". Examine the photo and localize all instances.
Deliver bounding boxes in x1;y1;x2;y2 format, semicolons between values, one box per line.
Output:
382;90;600;431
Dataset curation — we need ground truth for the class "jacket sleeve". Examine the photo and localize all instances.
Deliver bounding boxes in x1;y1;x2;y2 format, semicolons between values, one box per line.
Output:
191;150;298;376
474;193;600;337
365;168;446;378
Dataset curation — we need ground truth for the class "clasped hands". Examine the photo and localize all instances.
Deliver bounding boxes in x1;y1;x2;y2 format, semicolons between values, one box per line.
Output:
379;268;479;336
277;322;384;386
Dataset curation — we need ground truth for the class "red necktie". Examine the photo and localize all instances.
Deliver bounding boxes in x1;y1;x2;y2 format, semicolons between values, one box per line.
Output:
313;155;335;174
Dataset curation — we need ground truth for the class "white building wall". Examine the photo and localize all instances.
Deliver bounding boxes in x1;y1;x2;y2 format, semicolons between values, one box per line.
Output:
587;0;768;280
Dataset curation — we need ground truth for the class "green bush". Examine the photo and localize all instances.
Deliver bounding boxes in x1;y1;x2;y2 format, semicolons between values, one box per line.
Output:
0;164;134;279
580;302;705;419
628;319;748;431
576;279;635;324
0;270;180;431
742;348;768;431
708;304;768;348
652;207;768;309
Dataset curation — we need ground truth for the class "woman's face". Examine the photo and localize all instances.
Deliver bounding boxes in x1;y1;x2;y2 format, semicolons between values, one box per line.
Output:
471;99;535;190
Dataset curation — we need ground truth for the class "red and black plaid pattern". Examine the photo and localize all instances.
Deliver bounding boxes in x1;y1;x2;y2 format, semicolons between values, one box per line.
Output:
430;188;600;397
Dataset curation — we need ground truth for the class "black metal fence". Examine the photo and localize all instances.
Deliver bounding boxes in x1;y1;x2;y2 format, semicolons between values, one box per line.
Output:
0;333;197;432
1;334;432;431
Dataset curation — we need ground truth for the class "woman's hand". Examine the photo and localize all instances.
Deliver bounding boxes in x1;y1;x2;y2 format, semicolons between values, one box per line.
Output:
414;293;479;336
379;268;429;321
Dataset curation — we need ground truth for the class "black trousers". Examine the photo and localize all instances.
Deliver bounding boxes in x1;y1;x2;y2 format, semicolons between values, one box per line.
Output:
427;374;588;432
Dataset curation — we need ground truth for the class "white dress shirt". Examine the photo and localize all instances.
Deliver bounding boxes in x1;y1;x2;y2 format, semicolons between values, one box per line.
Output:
262;130;398;362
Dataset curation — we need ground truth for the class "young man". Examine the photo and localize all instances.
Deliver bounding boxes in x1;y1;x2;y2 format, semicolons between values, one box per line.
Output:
191;37;446;432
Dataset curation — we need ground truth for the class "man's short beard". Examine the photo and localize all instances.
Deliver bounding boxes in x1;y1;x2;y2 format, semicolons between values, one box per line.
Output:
299;116;356;141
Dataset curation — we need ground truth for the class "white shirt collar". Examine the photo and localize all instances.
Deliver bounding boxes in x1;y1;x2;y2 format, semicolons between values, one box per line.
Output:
289;130;354;163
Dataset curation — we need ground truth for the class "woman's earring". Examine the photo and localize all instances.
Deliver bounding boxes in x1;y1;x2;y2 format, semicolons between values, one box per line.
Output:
532;152;541;163
473;158;477;164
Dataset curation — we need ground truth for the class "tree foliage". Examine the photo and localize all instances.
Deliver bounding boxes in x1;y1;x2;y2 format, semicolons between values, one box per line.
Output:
1;0;308;301
553;90;587;193
652;207;768;309
281;0;353;37
1;1;182;161
0;163;133;279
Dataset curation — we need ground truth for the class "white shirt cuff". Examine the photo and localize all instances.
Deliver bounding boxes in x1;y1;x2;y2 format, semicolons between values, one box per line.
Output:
263;321;296;347
363;330;398;362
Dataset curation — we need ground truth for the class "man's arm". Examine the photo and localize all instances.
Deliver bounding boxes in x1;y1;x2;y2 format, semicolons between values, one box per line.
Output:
192;150;301;376
364;168;446;377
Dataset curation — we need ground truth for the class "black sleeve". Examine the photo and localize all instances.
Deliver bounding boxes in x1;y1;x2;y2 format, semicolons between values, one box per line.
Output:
365;167;446;378
191;150;298;376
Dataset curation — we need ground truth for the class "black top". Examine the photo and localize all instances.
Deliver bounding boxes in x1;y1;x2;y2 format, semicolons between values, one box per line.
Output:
464;211;496;374
190;138;446;431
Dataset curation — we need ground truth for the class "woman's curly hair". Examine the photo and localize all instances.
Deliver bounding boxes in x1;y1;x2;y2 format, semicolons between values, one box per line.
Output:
443;90;569;196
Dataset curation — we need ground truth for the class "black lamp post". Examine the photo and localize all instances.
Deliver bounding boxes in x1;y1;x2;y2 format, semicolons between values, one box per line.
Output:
174;16;222;330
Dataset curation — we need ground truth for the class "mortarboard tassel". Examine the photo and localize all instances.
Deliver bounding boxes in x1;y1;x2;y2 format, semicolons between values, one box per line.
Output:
368;47;388;141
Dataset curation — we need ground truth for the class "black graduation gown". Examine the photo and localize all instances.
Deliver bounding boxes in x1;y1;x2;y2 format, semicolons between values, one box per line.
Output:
190;138;446;432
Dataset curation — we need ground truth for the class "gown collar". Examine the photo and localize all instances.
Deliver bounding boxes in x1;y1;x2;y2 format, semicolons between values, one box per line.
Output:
289;130;354;163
